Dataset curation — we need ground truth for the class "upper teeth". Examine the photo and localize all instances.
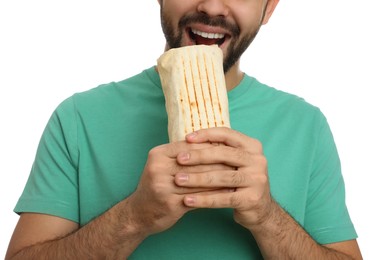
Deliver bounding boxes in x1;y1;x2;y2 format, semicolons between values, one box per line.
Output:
192;29;225;39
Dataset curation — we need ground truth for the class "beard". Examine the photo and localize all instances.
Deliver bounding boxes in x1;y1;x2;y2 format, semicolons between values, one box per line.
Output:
160;10;260;73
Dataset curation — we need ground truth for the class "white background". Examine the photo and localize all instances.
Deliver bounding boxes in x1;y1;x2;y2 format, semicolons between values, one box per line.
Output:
1;0;389;258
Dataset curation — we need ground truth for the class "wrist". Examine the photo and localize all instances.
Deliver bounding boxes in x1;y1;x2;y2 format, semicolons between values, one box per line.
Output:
240;197;279;234
113;198;149;242
255;198;279;230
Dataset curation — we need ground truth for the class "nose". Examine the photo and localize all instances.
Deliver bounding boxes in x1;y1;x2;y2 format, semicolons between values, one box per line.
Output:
197;0;230;17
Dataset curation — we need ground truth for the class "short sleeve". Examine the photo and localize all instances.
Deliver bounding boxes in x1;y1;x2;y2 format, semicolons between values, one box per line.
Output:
304;113;357;244
14;96;80;223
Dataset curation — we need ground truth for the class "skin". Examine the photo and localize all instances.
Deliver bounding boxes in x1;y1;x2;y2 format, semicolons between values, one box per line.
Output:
6;0;363;259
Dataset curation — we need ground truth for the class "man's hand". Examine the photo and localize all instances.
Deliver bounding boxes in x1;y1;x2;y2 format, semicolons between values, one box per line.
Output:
173;127;273;231
125;140;235;237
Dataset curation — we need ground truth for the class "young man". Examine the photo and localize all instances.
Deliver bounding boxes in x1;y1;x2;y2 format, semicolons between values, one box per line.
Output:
6;0;362;259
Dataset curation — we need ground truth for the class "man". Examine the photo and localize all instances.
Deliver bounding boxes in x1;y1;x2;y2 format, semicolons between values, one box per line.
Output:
6;0;362;259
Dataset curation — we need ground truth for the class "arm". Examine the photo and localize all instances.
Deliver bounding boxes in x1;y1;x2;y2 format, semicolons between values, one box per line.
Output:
6;141;231;259
5;200;146;260
249;199;362;259
175;127;363;259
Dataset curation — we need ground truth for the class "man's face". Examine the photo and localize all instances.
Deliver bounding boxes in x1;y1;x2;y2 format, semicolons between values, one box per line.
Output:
159;0;269;73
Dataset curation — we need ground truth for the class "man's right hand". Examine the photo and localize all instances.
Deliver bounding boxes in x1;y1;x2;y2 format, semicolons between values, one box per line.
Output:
124;141;233;236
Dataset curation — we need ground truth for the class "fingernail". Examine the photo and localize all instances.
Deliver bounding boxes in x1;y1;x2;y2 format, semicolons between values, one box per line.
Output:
186;131;198;140
176;173;189;183
178;152;190;161
185;196;196;205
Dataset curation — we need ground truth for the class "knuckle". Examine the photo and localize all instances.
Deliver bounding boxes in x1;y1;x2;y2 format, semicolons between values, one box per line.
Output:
145;159;167;176
203;197;217;208
209;198;217;208
255;171;269;186
146;162;159;174
230;170;245;186
255;154;267;168
205;173;215;185
252;138;263;151
247;193;261;207
147;144;169;161
229;194;241;208
192;149;203;161
148;146;160;158
235;148;247;161
221;126;230;134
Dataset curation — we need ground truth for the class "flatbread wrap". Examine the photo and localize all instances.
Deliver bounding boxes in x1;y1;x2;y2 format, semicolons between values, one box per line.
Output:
157;45;230;142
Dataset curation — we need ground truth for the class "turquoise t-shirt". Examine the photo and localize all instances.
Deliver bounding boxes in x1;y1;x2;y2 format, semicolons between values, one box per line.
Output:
15;67;357;259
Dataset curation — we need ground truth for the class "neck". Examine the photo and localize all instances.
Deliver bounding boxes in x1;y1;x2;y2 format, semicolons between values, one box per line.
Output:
225;61;244;91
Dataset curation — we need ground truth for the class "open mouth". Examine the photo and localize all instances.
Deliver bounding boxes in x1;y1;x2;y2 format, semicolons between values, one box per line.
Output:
188;28;228;46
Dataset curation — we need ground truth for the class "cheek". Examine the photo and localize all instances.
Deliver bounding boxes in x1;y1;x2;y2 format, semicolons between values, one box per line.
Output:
162;1;194;21
237;9;263;34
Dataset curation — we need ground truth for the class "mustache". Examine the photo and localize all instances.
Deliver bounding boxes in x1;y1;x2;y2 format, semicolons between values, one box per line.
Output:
178;13;240;37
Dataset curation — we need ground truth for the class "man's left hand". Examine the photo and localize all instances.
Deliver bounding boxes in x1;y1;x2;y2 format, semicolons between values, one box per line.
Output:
174;127;274;231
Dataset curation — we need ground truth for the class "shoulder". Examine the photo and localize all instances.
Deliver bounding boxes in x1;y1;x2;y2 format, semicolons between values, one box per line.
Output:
75;67;159;99
236;74;325;121
55;67;161;113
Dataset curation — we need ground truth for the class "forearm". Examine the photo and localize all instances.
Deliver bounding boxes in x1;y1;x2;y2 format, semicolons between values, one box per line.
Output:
251;199;354;260
9;199;146;260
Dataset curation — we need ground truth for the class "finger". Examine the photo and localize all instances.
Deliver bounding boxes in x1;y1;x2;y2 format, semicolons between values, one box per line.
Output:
173;162;235;179
177;145;252;167
183;190;240;209
153;141;219;159
175;169;249;188
174;186;227;195
186;127;262;153
151;152;232;177
178;163;235;173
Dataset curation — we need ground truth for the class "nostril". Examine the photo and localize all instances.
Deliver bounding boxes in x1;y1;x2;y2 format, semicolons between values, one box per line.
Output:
197;1;229;18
